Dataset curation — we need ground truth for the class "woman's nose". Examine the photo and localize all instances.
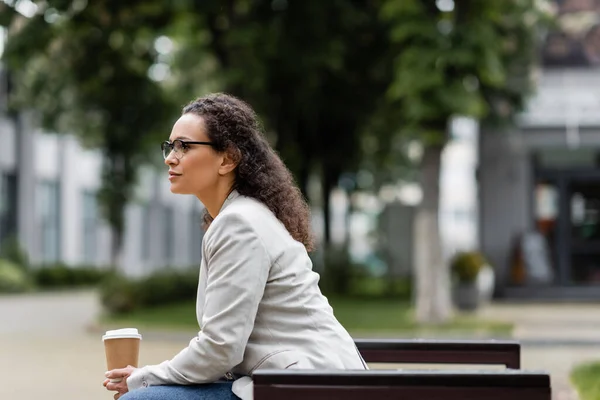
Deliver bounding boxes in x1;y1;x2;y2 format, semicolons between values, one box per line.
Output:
164;152;178;166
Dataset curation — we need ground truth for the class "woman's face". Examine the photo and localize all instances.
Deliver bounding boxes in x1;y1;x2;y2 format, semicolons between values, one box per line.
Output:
164;113;224;196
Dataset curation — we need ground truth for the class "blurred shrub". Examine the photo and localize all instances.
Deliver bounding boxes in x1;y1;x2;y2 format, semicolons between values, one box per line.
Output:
320;247;357;295
100;267;199;314
450;251;487;284
0;259;32;293
319;247;412;300
136;269;199;307
349;276;412;300
100;273;142;314
32;263;112;288
0;236;29;271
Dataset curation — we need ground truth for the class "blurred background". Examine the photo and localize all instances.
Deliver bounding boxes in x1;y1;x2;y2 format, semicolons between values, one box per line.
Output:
0;1;600;399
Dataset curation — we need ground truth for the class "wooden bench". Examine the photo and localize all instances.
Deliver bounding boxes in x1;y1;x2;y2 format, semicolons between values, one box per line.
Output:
354;338;520;369
253;369;551;400
252;339;534;399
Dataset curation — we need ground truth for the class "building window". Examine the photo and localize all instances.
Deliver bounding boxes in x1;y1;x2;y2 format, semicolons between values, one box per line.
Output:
81;190;98;264
163;205;175;264
189;209;204;264
0;172;17;247
141;204;151;261
36;180;60;263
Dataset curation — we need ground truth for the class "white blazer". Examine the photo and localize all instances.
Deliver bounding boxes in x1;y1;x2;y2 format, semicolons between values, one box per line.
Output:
127;191;367;399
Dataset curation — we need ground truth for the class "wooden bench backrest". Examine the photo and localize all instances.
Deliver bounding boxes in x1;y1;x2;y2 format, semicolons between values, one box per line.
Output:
355;339;521;369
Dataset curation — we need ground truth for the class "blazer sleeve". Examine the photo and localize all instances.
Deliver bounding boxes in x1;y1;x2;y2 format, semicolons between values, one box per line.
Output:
127;211;271;389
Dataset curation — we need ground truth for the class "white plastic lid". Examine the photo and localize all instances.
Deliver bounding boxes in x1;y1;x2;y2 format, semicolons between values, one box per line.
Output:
102;328;142;341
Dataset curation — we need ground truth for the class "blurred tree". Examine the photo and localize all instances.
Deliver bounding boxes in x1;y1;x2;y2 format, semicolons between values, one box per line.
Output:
381;0;551;323
0;1;177;265
0;0;398;262
175;0;396;245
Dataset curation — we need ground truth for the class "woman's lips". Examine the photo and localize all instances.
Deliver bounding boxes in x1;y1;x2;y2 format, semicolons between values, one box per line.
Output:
168;172;181;181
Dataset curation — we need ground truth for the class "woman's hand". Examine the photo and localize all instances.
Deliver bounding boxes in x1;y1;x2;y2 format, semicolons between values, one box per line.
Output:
103;365;137;400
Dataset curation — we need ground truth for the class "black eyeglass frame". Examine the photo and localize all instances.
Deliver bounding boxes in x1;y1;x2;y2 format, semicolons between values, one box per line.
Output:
161;139;215;159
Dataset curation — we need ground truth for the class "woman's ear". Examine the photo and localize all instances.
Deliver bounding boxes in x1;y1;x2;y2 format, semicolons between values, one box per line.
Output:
218;147;241;176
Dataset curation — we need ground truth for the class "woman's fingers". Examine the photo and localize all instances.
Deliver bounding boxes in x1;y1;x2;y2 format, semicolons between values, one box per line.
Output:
106;367;129;380
106;381;128;391
105;366;133;396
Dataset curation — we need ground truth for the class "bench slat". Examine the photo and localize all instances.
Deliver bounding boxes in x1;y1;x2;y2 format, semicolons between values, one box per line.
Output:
354;339;520;368
255;385;550;400
253;369;549;387
253;370;551;400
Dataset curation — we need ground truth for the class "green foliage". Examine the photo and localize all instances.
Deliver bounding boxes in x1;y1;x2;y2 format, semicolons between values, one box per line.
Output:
136;269;199;307
0;1;402;246
347;276;412;300
318;247;411;299
450;251;488;284
0;236;29;270
381;0;549;144
319;247;361;295
100;267;199;314
0;1;549;254
32;264;112;288
179;0;397;198
0;259;32;293
0;1;178;260
100;274;141;314
571;361;600;400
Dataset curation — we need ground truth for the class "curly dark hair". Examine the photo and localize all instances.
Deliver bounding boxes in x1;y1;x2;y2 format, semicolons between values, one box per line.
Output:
183;93;315;251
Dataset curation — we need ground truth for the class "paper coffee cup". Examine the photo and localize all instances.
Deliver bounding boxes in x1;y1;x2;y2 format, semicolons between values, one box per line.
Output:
103;328;142;383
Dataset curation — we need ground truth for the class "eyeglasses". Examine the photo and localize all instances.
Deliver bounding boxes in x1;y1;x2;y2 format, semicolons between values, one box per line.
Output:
161;139;214;160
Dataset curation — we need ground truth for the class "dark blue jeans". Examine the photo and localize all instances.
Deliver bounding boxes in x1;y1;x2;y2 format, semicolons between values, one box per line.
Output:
120;382;240;400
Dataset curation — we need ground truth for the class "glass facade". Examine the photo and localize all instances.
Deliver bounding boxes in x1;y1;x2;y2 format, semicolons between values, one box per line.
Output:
36;180;60;263
163;205;174;264
189;209;204;264
0;172;17;247
81;190;98;264
529;149;600;286
140;203;151;261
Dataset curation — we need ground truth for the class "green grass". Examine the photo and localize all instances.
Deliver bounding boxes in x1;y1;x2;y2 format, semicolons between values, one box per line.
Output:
101;301;199;330
101;297;513;336
571;361;600;400
327;297;512;336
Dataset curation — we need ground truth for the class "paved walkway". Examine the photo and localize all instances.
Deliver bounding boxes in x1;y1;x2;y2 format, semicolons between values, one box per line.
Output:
480;303;600;400
0;290;187;400
1;290;597;400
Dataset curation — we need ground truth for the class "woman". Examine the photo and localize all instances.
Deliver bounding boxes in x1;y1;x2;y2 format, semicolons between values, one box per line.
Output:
103;93;367;400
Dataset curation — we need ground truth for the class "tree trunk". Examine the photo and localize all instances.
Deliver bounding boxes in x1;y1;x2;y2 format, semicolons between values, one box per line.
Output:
344;188;353;250
321;166;337;246
100;151;130;270
414;144;452;324
297;160;311;201
110;228;123;269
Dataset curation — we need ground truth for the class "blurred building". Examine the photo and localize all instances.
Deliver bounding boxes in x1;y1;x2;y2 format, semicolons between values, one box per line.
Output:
440;117;479;257
0;112;204;275
479;0;600;298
